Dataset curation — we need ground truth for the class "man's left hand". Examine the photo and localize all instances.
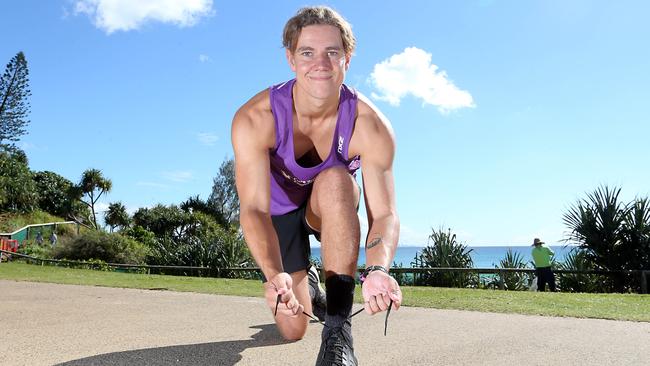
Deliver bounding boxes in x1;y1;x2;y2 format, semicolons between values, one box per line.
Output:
361;270;402;315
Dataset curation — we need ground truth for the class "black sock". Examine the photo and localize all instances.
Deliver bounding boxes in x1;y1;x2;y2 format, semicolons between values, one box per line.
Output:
324;274;355;328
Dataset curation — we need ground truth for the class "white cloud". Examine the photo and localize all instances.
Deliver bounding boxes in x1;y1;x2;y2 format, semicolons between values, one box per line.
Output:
369;47;475;114
197;132;218;146
161;170;193;182
73;0;214;34
198;54;211;63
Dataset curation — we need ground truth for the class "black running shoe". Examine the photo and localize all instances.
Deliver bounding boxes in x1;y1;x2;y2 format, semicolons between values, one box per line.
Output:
315;320;357;366
308;265;327;321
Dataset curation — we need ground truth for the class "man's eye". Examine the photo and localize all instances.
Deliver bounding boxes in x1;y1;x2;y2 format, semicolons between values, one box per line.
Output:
301;51;312;57
328;51;339;57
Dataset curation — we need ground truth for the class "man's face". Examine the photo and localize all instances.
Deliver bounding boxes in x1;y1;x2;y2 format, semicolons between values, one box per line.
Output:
286;24;351;101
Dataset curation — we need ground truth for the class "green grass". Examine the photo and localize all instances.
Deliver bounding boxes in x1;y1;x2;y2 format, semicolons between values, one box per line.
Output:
2;261;648;322
1;210;58;232
0;210;76;235
401;286;649;321
0;261;262;297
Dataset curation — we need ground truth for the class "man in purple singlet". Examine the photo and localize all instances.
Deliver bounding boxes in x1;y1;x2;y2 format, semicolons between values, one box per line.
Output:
232;6;402;365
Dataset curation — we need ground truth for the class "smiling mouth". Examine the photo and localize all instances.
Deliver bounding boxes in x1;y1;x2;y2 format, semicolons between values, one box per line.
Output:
308;74;333;81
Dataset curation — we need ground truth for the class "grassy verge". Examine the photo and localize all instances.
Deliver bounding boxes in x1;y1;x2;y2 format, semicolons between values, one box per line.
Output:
0;261;261;297
0;210;80;237
402;286;649;321
2;261;648;322
0;210;63;232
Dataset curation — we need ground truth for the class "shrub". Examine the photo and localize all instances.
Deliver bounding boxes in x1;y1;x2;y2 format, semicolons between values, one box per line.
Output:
557;247;606;293
0;147;38;212
389;262;412;286
414;227;475;288
0;210;78;236
132;204;191;239
53;230;148;264
123;225;157;248
71;258;112;271
490;248;532;291
145;212;253;277
564;185;650;292
17;239;53;259
32;171;75;218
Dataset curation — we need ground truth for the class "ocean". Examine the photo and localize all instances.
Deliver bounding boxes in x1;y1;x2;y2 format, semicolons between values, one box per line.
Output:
310;245;575;268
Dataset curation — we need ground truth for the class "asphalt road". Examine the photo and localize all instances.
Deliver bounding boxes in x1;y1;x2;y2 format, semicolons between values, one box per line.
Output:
1;280;649;365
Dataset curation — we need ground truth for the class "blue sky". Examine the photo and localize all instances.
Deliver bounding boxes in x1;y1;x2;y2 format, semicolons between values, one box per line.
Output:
3;1;649;246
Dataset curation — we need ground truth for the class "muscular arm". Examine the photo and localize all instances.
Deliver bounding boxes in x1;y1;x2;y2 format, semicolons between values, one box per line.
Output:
231;92;283;280
353;97;400;270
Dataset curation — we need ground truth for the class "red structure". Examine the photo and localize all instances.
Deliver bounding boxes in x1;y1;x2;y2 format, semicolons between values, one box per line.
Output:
1;238;18;252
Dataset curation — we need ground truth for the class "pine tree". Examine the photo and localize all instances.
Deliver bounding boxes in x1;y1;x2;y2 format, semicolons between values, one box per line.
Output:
0;52;31;145
208;158;240;226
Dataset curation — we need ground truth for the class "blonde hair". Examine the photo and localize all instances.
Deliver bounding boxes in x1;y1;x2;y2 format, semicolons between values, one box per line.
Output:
282;6;356;55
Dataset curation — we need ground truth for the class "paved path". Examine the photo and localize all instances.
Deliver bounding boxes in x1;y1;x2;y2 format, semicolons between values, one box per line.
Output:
1;280;649;365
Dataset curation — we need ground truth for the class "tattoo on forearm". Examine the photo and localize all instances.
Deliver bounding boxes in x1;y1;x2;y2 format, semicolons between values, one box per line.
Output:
367;236;383;249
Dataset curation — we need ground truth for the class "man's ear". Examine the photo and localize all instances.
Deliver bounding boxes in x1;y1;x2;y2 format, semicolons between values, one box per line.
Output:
286;49;296;72
344;53;351;71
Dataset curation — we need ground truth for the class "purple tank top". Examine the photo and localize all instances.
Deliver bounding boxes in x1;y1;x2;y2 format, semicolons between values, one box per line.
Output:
269;79;361;215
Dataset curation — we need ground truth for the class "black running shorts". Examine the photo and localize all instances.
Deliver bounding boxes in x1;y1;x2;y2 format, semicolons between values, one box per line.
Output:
260;204;320;282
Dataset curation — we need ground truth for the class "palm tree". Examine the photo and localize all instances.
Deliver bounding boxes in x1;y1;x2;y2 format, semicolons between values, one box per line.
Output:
492;249;531;290
71;169;112;229
414;227;475;288
557;247;603;293
563;185;650;292
621;198;650;272
105;201;130;232
180;194;229;228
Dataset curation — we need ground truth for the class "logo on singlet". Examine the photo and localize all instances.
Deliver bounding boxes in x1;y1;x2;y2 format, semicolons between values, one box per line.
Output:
337;136;344;154
280;169;313;187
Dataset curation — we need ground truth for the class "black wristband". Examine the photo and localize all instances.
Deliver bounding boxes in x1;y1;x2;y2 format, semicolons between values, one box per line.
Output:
360;265;388;284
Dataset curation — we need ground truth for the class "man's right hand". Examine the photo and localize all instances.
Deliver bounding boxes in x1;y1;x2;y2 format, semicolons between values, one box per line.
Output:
264;272;304;318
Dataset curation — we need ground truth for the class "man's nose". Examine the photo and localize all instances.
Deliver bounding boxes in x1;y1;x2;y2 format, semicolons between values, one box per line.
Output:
314;53;332;68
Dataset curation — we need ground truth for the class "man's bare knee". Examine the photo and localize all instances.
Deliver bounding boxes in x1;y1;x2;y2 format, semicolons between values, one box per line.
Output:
273;270;310;341
313;166;353;189
279;329;306;341
276;318;308;341
312;167;358;210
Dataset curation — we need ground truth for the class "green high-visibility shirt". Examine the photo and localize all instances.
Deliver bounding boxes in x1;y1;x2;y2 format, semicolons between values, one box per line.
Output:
531;246;554;268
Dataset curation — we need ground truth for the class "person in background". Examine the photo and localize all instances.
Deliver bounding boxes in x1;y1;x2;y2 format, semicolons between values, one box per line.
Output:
36;231;44;245
531;238;556;291
49;231;57;247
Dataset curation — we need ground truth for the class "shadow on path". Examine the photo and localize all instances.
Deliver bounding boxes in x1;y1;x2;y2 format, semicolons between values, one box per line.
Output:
56;324;293;366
